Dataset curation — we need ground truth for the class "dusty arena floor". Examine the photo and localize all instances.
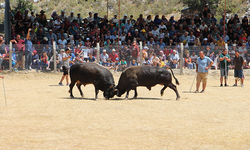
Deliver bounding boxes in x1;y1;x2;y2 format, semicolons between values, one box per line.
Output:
0;69;250;149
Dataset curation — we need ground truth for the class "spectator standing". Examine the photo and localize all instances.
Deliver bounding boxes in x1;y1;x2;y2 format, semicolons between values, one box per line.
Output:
233;50;245;87
59;47;71;86
195;51;213;93
131;40;139;63
219;49;231;86
185;52;193;69
24;28;33;73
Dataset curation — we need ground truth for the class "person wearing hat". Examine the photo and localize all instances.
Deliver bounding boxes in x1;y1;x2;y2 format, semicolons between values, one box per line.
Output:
59;47;71;86
109;49;118;63
111;14;118;24
59;10;67;21
47;29;57;42
121;14;128;24
140;29;147;42
39;10;46;20
201;38;210;46
68;11;76;23
113;58;120;72
76;13;83;25
100;49;109;66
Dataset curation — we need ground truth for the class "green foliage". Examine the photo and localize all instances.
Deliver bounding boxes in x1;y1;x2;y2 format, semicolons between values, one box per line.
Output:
12;0;33;15
216;0;239;15
183;0;219;12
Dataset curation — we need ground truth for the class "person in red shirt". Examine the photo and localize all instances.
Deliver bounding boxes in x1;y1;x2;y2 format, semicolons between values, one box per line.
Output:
109;49;118;63
10;35;25;70
0;75;3;78
131;40;139;63
239;33;247;42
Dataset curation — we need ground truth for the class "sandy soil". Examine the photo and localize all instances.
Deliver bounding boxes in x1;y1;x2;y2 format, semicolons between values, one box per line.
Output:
0;69;250;150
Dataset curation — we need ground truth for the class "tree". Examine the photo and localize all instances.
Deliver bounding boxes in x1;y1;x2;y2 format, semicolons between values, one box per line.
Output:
12;0;33;15
183;0;219;12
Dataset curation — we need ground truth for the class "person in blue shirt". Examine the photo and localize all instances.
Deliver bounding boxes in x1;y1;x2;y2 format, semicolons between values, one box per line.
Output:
87;53;96;63
131;59;137;66
195;51;213;93
25;28;33;73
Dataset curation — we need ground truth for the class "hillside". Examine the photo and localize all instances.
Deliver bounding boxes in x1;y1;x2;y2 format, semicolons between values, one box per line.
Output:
0;0;249;22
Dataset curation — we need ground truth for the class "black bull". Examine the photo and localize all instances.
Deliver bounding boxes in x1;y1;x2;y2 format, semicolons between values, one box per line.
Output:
109;66;180;100
69;63;116;100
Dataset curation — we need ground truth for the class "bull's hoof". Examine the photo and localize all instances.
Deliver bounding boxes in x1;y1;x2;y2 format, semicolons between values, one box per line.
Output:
176;97;180;101
105;97;109;100
95;98;99;101
81;95;84;98
133;96;137;99
70;96;74;99
125;97;128;100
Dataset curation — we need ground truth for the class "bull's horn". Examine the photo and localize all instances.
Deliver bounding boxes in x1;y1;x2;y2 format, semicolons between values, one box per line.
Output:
110;85;114;89
114;89;118;92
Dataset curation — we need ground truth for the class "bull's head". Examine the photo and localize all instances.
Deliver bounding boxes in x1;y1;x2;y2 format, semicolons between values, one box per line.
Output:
103;84;119;99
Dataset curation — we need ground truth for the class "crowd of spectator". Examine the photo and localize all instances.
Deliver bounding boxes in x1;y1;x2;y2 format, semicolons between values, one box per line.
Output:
0;5;250;73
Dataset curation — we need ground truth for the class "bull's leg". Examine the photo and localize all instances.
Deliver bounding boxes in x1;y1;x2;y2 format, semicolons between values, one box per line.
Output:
168;83;180;100
160;85;168;96
133;87;138;99
69;80;76;98
76;82;84;97
94;80;100;100
125;83;138;100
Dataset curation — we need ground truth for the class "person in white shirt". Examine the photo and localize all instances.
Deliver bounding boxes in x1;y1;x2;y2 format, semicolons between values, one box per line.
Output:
58;36;67;48
87;12;94;23
111;14;119;24
151;26;159;37
199;21;208;31
100;49;109;65
54;17;62;30
158;21;167;30
68;11;76;23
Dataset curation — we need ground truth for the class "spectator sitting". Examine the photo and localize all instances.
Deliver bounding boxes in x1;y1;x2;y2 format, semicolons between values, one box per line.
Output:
169;50;180;69
159;56;165;67
109;49;118;63
73;53;84;64
87;53;96;63
114;58;120;72
100;49;109;65
103;58;112;70
144;57;151;66
40;51;49;72
120;57;127;71
131;59;137;66
152;53;160;67
190;51;198;69
185;52;193;69
31;50;39;69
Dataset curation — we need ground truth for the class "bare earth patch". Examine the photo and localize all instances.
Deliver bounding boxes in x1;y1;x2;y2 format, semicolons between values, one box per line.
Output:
0;70;249;149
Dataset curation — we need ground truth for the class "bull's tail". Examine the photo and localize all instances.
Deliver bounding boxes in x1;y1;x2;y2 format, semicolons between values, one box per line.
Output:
166;67;179;85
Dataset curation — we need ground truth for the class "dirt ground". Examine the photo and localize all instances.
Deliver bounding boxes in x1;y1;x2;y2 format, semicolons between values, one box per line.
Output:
0;69;250;150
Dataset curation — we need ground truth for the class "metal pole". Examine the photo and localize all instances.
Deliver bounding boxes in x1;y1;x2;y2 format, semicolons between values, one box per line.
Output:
9;42;12;73
139;41;143;66
97;43;100;63
107;0;108;20
223;0;226;42
225;43;228;82
4;0;11;43
180;43;184;75
53;41;56;73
